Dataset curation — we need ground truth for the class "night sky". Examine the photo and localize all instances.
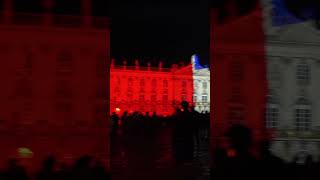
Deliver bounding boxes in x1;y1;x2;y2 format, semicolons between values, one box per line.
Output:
111;0;209;67
1;0;267;68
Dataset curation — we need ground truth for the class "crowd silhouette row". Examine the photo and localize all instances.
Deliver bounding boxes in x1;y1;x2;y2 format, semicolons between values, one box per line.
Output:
0;155;109;180
2;101;320;180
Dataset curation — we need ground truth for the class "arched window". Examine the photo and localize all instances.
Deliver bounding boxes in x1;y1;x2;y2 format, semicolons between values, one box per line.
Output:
295;97;312;132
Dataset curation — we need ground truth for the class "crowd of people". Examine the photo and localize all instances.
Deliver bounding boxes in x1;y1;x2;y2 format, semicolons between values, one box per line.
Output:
0;155;109;180
211;124;320;180
111;101;210;166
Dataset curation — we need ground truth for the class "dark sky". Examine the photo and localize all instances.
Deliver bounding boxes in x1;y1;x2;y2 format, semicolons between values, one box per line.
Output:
111;0;209;67
0;0;208;67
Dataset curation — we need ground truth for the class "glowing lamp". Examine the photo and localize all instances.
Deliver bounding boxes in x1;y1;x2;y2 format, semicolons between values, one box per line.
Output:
18;148;33;158
115;108;121;113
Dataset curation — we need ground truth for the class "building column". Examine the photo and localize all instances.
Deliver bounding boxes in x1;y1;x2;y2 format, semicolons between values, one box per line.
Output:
3;0;13;24
43;0;53;26
82;0;92;27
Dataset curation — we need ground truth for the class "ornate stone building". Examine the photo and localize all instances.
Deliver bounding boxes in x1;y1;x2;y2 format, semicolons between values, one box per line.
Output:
0;0;109;170
211;0;320;162
110;57;210;115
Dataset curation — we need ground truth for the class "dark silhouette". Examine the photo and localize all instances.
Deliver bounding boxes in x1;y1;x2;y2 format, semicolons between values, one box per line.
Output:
212;124;259;180
91;160;110;180
258;139;286;180
4;158;28;180
172;101;195;163
71;155;93;180
36;156;57;180
55;163;70;180
111;112;120;128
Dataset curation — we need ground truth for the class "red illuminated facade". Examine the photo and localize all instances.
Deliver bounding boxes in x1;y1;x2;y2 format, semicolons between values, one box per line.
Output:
210;5;268;151
110;60;193;115
0;0;109;171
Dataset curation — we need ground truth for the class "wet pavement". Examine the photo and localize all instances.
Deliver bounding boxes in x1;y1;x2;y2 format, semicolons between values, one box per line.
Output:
110;124;210;180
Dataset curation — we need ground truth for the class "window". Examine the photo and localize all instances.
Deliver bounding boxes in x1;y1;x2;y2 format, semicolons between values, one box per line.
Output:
57;51;72;75
151;94;157;102
203;82;208;89
127;91;133;101
128;77;133;91
202;95;208;102
140;79;145;87
194;95;197;102
182;81;187;88
152;79;157;92
181;95;187;101
96;55;107;78
230;61;243;81
194;81;199;89
227;106;244;125
295;108;311;132
163;80;168;88
297;62;310;84
139;94;145;101
163;95;168;103
266;105;279;129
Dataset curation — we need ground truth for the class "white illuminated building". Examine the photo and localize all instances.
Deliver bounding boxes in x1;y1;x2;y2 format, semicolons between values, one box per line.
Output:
192;55;210;113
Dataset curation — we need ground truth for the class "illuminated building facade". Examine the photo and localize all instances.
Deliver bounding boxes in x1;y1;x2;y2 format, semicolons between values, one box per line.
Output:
211;0;320;162
110;57;210;115
0;0;109;170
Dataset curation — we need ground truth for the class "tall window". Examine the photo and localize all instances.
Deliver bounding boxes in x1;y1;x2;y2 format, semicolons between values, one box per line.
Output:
203;82;208;89
139;94;145;101
296;62;310;85
163;80;168;88
163;95;168;103
227;106;244;125
266;105;279;129
295;108;311;132
265;91;279;129
140;79;145;87
295;96;311;132
152;79;157;92
151;94;157;102
230;61;243;81
96;55;107;78
202;95;208;102
128;77;133;91
57;51;72;75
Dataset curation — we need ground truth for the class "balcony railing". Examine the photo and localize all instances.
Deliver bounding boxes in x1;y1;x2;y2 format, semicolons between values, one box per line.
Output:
0;12;109;29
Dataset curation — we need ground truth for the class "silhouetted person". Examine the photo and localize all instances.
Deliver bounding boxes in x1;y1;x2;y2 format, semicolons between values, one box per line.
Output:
91;160;109;180
71;155;93;180
111;112;119;128
4;158;28;180
36;156;57;180
190;106;200;149
55;163;70;180
211;147;229;179
173;101;195;164
258;140;285;180
213;124;259;180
